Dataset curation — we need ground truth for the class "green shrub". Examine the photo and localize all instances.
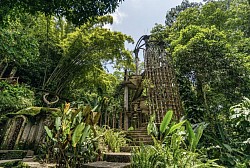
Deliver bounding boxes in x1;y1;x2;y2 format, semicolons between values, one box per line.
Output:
132;111;223;168
102;127;128;152
0;81;34;114
202;98;250;167
42;103;101;167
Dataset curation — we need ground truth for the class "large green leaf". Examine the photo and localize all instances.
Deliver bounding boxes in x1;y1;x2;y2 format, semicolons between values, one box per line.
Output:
160;110;173;134
168;120;186;135
44;126;57;142
55;117;61;131
147;120;158;138
91;105;99;112
222;143;233;152
44;126;53;139
72;123;85;147
194;124;205;148
81;125;90;143
186;121;195;150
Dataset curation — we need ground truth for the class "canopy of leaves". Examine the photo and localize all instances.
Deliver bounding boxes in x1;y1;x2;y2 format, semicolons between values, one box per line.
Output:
42;15;133;96
0;10;134;104
151;0;250;121
150;0;250;166
0;0;124;25
0;22;39;67
0;81;34;114
165;0;202;27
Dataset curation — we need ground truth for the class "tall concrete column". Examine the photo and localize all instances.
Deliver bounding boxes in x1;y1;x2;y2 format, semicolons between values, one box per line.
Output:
124;69;129;130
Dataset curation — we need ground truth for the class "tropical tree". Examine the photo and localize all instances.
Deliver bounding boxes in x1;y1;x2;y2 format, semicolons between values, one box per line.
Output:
0;9;133;105
41;15;133;100
0;0;125;25
150;0;250;166
0;18;39;78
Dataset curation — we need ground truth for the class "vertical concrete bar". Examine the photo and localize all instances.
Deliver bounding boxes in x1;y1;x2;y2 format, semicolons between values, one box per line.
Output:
124;69;129;130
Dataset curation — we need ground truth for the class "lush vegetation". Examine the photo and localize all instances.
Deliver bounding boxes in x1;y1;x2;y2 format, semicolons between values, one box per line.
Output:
132;111;221;168
0;0;249;167
40;103;129;167
0;0;125;25
150;0;250;167
0;1;132;111
0;81;34;113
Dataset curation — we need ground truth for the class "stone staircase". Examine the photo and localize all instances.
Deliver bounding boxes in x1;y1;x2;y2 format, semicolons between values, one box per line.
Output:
83;127;153;168
126;126;153;146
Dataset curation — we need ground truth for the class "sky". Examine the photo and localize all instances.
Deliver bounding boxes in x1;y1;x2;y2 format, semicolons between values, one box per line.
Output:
105;0;203;50
104;0;202;72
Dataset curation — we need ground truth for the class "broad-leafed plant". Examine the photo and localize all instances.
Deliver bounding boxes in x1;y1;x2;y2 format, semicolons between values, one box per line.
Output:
134;110;222;168
44;103;101;167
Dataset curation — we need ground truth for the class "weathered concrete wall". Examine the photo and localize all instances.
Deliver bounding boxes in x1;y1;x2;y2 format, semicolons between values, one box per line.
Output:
0;107;60;151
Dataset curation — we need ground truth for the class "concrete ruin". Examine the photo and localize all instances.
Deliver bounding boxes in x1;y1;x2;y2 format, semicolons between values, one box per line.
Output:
0;107;60;151
123;35;182;130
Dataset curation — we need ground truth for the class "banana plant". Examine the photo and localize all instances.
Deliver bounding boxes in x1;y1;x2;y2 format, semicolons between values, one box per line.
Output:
186;121;206;152
44;103;100;167
147;110;186;144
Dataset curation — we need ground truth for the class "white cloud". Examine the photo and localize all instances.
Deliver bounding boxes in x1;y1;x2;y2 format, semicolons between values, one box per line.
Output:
112;9;127;24
103;9;127;30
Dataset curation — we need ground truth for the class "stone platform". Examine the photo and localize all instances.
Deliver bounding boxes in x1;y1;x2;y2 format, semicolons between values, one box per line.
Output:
83;161;130;168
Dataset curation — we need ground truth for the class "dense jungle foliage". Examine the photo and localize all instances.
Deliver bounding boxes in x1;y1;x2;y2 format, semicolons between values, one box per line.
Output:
150;0;250;166
0;0;249;167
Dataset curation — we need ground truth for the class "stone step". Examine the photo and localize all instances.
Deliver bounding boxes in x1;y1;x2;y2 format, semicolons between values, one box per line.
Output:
127;131;147;133
83;161;130;168
0;159;22;164
104;153;131;163
133;137;152;141
128;128;147;131
135;127;147;130
128;126;147;130
127;133;151;137
127;130;148;133
120;146;139;152
127;133;148;137
127;135;149;139
130;141;153;146
22;157;35;162
0;150;28;160
126;126;153;147
23;162;56;168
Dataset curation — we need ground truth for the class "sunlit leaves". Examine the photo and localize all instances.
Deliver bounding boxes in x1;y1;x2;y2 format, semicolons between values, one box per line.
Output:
0;0;124;25
55;16;134;93
171;25;229;79
0;27;39;66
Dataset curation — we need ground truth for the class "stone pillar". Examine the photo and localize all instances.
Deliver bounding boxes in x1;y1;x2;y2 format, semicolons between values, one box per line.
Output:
124;69;129;130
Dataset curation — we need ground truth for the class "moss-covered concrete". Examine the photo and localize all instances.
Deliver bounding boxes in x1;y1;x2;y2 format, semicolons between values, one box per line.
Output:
0;150;27;160
1;107;61;151
6;107;61;118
